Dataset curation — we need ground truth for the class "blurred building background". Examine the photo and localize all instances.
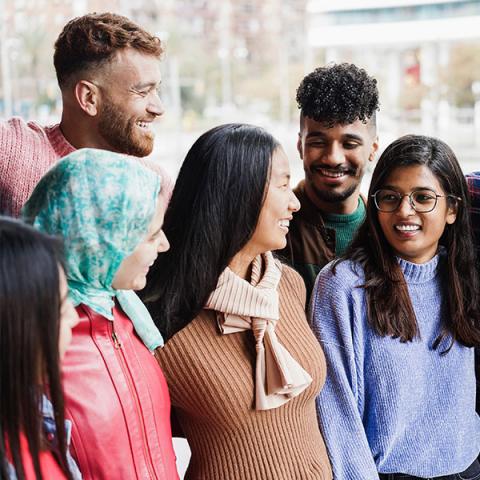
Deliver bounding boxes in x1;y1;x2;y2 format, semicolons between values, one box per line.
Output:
1;0;479;178
2;1;479;476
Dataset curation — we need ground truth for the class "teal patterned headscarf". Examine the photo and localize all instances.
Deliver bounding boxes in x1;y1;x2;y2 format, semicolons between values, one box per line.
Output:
23;148;164;350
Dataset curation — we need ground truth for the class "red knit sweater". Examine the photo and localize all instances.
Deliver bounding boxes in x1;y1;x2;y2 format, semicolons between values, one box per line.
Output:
0;118;74;216
0;117;172;217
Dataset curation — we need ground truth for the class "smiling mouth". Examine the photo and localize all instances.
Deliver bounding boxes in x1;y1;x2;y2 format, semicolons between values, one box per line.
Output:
393;223;421;238
395;224;420;232
313;167;353;178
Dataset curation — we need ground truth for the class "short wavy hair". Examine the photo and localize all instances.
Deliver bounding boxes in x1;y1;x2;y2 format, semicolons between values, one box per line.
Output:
296;63;379;129
54;12;163;88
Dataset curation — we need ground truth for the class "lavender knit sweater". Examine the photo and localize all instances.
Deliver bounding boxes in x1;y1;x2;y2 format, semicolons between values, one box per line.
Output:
311;254;480;479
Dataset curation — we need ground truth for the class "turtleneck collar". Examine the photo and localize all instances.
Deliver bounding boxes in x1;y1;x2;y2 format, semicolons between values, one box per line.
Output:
397;249;445;284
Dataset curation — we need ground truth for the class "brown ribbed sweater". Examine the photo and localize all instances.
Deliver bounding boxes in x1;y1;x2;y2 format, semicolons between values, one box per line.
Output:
157;265;332;480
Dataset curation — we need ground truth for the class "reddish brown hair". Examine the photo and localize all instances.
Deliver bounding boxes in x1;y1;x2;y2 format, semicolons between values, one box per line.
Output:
54;12;163;88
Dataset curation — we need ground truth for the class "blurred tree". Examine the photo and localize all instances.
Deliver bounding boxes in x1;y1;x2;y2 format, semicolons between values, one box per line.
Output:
443;42;480;107
18;26;51;103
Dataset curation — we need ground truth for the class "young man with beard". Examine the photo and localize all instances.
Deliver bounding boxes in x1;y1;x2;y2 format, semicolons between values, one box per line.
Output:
0;12;170;217
279;63;380;299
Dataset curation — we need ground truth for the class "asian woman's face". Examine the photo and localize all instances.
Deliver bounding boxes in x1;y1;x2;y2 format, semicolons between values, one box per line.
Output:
245;147;300;255
377;164;457;264
111;196;170;291
58;267;80;360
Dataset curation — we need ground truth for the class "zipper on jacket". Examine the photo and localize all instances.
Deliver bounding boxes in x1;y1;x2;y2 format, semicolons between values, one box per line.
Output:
109;321;157;479
112;328;122;349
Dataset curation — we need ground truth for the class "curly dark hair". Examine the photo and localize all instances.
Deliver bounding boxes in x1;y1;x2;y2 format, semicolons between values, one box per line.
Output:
296;63;379;129
54;12;163;88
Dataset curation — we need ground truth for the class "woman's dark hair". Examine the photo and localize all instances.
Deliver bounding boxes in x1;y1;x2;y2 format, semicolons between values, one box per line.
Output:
344;134;480;351
0;217;73;480
142;123;279;339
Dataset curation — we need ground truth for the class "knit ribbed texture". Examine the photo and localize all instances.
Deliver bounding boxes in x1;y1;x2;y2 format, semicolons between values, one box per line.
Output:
322;198;365;256
311;255;480;480
157;265;332;479
0;118;74;216
0;117;173;217
207;253;280;319
205;253;312;410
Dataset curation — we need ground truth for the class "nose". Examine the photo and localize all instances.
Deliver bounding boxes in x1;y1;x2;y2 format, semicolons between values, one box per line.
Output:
157;230;170;253
147;93;164;117
289;190;301;213
396;194;415;216
323;142;344;167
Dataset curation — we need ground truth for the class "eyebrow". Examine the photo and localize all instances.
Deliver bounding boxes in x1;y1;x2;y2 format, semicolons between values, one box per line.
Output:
305;132;364;142
132;81;161;90
274;171;291;180
151;226;163;238
382;185;434;191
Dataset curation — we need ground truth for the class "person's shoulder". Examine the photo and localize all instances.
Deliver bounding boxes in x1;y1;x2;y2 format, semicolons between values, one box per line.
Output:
0;118;56;155
279;262;306;300
158;310;214;368
320;258;363;281
466;172;480;206
466;172;480;191
279;262;305;295
280;262;304;285
314;258;365;297
466;171;480;180
0;116;48;137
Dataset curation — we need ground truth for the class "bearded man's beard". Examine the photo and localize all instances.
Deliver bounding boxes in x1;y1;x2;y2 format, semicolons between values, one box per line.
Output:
305;166;362;203
98;102;154;157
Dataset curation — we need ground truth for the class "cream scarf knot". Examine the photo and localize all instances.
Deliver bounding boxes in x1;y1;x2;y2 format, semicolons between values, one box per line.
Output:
205;252;312;410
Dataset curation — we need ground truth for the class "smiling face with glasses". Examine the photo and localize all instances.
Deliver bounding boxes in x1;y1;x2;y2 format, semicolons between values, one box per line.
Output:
374;165;458;264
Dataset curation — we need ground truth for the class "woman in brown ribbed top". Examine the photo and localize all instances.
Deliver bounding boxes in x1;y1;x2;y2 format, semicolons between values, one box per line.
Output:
143;124;333;480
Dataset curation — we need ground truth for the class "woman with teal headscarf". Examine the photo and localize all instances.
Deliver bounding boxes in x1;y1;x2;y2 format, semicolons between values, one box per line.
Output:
23;148;179;480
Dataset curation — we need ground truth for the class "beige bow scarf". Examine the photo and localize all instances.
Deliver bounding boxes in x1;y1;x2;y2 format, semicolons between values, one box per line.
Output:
205;252;312;410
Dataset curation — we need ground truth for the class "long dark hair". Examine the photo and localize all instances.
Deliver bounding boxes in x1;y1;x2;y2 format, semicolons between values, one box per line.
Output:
344;134;480;351
142;123;279;339
0;217;73;480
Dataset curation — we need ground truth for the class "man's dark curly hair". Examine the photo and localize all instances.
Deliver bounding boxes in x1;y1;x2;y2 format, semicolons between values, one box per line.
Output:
296;63;379;129
54;12;163;89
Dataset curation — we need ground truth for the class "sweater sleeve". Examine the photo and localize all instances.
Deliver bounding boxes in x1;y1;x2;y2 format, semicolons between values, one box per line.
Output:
310;262;379;480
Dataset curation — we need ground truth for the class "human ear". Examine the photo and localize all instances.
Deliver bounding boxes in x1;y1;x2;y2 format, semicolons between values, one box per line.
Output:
369;136;379;162
297;133;303;160
74;80;100;117
446;199;458;225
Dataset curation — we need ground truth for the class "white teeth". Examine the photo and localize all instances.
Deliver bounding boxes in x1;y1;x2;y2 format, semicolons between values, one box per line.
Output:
395;224;420;231
318;169;346;178
136;121;150;129
279;220;289;228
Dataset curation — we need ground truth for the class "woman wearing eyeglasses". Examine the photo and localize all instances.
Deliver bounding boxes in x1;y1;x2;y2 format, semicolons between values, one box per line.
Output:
311;134;480;480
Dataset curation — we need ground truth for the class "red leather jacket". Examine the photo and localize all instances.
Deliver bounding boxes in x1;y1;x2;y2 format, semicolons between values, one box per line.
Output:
62;304;179;480
5;432;67;479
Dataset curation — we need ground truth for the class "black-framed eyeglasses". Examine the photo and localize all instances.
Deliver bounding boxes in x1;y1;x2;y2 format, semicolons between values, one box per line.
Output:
371;188;461;213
